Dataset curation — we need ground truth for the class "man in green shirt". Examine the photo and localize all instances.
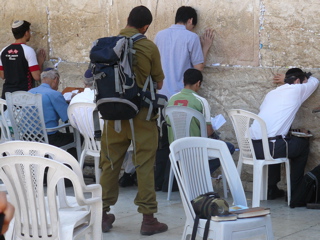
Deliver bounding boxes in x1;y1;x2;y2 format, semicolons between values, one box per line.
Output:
167;68;213;142
167;69;235;173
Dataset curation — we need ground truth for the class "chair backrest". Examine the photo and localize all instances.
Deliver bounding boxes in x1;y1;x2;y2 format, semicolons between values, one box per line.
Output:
169;137;247;220
0;155;86;239
5;91;48;143
0;141;86;208
0;98;12;142
165;106;207;141
67;102;103;154
228;109;273;162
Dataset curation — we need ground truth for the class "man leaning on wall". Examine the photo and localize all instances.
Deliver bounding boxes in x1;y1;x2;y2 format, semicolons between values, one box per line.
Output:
250;68;319;201
154;6;214;192
0;20;46;99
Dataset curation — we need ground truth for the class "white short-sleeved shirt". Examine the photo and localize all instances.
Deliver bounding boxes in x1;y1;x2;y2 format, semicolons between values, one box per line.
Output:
250;76;319;139
69;88;95;105
155;24;204;98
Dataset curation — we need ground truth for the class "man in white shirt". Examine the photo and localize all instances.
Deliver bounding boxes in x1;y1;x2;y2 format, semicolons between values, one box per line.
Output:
250;68;319;200
70;69;95;105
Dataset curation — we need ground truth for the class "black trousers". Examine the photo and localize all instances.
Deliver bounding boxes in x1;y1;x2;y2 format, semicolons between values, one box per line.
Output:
154;125;235;191
48;131;78;160
154;124;177;191
252;136;309;194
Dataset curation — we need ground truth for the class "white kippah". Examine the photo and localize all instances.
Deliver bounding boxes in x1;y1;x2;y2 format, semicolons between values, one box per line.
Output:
12;20;24;29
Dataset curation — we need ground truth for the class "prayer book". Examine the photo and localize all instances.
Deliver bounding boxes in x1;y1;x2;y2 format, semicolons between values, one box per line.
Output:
232;207;270;219
211;213;237;222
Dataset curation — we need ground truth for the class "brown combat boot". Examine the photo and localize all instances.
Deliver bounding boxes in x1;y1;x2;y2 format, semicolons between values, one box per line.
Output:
102;211;115;232
140;214;168;235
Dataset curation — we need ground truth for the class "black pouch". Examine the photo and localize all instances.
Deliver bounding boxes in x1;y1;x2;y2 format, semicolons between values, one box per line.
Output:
191;192;229;240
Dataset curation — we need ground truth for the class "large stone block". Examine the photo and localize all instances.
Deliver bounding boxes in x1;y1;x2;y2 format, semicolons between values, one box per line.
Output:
0;1;48;55
260;1;320;68
48;0;108;63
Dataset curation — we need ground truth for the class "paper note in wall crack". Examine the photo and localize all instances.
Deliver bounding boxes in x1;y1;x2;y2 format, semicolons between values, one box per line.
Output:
211;114;226;130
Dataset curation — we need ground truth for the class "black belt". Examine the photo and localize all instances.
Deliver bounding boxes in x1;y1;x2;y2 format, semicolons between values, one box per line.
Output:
268;135;284;141
252;135;288;142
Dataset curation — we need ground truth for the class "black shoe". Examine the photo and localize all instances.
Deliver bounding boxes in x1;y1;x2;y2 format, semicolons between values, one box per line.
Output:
267;187;285;200
102;212;115;232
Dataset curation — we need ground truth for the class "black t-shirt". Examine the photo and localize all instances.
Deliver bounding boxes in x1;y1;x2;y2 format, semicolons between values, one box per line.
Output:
0;43;39;98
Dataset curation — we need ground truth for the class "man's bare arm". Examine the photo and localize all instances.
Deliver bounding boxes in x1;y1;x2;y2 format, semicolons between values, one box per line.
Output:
0;70;4;80
207;124;214;137
273;73;285;84
156;81;163;90
31;70;41;81
31;49;46;81
194;29;214;71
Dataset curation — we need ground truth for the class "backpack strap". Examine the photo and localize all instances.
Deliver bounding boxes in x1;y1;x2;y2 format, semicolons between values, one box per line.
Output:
203;216;211;240
191;214;200;240
141;76;156;121
93;108;102;141
128;33;146;68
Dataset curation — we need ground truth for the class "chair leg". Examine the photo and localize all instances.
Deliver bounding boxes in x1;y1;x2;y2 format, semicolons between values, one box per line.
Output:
221;169;228;198
94;156;101;184
74;128;82;160
285;161;291;206
261;164;268;200
79;150;86;170
236;157;243;176
167;166;174;201
252;163;263;207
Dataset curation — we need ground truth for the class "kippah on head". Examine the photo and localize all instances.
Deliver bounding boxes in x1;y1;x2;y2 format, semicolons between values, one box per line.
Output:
12;20;24;29
285;68;303;77
84;69;93;79
43;67;55;72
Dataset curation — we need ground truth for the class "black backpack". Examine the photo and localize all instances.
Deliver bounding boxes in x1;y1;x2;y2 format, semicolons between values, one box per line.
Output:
89;33;168;151
290;165;320;208
191;192;229;240
90;33;146;120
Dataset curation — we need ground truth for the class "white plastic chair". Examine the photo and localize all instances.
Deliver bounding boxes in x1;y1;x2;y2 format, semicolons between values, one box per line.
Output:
68;102;103;183
0;98;12;142
169;137;274;240
228;109;291;207
165;105;228;200
5;91;81;158
0;140;97;209
0;155;102;240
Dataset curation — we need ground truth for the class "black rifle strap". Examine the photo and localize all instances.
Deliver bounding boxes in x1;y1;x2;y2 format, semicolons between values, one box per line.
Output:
191;214;200;240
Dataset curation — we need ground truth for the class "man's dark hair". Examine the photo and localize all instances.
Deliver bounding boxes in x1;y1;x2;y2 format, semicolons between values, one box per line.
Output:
175;6;198;26
183;68;203;86
284;68;312;84
127;6;152;29
12;20;31;39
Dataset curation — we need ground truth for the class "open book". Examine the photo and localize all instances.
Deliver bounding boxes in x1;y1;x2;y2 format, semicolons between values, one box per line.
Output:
232;207;270;218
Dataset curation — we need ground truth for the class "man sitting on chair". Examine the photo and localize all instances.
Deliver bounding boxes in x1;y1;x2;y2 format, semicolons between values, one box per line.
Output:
29;68;78;159
69;69;95;105
250;68;319;200
167;68;234;173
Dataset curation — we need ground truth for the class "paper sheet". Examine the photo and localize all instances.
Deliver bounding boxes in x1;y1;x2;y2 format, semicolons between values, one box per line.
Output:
211;114;226;130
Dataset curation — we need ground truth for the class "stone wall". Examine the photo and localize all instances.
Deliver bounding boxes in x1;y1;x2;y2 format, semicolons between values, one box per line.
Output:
1;0;320;187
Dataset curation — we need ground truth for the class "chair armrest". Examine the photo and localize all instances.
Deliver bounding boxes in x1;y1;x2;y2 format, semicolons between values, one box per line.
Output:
46;123;72;133
82;184;102;198
74;183;102;206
